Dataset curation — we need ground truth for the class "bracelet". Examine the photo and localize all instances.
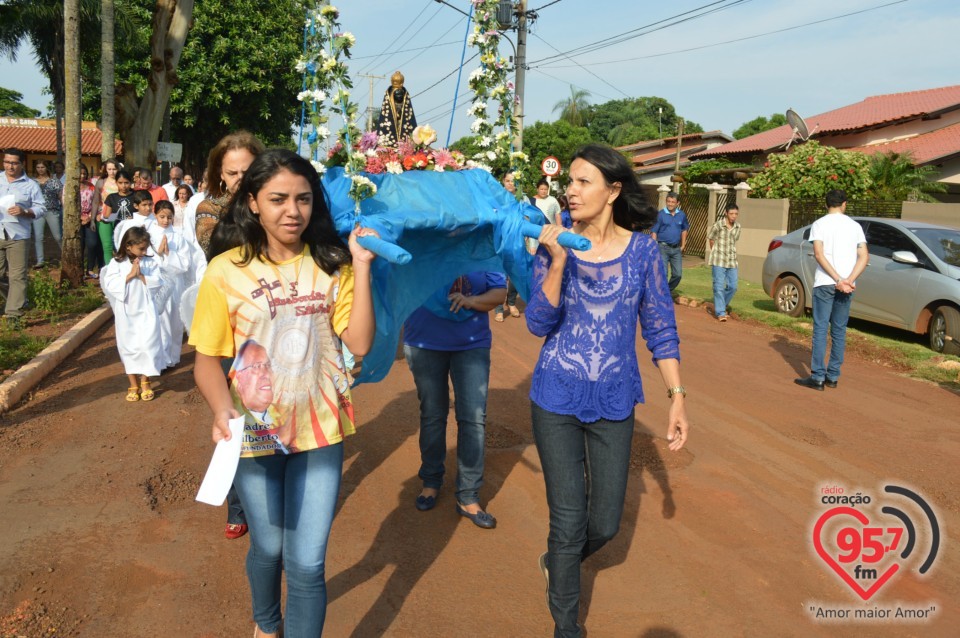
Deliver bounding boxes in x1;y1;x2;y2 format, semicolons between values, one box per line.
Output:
667;386;686;399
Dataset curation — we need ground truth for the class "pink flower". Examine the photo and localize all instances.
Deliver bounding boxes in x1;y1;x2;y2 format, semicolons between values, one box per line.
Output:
365;155;386;174
359;131;379;152
397;139;416;157
433;148;457;170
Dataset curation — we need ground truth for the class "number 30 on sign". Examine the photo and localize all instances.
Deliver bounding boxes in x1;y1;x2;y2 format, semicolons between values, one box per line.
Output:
541;156;561;177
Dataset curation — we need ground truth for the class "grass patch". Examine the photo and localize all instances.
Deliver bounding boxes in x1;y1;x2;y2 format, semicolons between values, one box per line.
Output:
675;265;960;387
0;270;105;375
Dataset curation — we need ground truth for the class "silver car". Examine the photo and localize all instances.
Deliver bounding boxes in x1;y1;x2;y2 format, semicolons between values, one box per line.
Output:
762;217;960;355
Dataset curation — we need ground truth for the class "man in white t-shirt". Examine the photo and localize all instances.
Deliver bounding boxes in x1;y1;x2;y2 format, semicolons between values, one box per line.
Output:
161;166;193;200
795;189;869;391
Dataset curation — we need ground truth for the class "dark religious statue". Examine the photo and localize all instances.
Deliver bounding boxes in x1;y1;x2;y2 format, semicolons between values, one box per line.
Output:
376;71;417;146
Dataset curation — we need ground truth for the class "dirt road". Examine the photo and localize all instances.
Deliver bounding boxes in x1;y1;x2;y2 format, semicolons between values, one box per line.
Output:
1;304;957;637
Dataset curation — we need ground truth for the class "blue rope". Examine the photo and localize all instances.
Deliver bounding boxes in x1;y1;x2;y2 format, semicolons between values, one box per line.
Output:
446;5;475;148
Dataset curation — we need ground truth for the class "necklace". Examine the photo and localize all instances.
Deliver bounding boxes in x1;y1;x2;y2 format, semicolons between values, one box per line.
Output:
584;231;618;262
274;251;305;298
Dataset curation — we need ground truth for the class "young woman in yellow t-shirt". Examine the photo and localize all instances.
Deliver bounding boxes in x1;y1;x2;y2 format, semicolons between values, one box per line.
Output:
190;149;378;638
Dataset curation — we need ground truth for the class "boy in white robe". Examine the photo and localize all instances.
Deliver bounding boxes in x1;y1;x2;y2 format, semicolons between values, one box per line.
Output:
153;202;190;368
113;190;164;253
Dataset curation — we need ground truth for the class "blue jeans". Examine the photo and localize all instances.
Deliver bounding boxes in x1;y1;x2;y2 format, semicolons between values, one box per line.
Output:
658;242;682;291
711;266;738;316
233;444;343;637
404;345;490;506
531;403;634;638
811;285;853;382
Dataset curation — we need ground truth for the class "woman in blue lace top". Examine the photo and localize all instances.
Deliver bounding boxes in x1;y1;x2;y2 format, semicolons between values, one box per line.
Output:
525;143;689;637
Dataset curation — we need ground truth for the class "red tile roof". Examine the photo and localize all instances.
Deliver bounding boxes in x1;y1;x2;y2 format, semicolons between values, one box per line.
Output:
0;124;122;156
848;121;960;165
616;130;732;153
694;84;960;157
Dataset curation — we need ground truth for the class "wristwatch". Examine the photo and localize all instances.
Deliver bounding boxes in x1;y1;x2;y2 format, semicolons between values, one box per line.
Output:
667;386;686;399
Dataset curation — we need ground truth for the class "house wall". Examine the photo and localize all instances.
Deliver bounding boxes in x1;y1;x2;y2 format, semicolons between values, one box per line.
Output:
812;110;960;148
734;198;790;284
901;202;960;226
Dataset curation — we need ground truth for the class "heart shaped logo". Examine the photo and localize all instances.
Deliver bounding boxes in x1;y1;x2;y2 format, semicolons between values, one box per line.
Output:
813;506;902;601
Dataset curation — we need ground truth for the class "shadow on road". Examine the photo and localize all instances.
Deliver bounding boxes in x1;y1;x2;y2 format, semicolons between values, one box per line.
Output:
328;386;532;637
769;333;809;378
579;421;677;627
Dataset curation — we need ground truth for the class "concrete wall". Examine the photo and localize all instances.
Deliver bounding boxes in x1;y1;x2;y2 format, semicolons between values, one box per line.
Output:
901;202;960;226
735;198;790;284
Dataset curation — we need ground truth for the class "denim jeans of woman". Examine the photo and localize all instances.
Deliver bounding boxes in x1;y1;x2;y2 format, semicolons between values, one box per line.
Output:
532;403;634;638
233;444;343;637
81;224;103;272
32;209;62;264
711;266;738;317
404;345;490;506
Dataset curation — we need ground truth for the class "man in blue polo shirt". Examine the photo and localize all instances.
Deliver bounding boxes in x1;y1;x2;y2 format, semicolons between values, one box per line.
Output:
650;191;688;291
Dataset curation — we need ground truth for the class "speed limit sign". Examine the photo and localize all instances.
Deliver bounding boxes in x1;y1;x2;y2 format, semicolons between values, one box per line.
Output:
541;156;561;177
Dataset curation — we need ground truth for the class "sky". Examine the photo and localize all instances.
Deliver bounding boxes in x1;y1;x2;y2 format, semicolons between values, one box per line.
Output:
2;0;959;150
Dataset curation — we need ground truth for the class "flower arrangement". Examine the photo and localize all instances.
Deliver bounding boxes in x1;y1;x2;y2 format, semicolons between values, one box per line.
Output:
297;0;529;208
297;2;369;203
326;125;479;176
465;0;529;196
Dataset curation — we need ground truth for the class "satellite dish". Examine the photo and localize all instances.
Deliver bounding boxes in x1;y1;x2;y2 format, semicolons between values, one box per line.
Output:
783;108;819;150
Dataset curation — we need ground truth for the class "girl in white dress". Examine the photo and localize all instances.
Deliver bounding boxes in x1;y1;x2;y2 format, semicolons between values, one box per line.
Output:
100;226;167;401
153;201;190;368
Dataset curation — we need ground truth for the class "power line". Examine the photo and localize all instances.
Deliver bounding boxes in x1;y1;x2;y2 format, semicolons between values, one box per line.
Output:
537;0;911;69
528;0;750;66
531;68;616;103
359;3;445;75
355;0;436;74
351;40;460;60
412;52;480;99
530;0;566;11
529;32;629;99
393;15;467;72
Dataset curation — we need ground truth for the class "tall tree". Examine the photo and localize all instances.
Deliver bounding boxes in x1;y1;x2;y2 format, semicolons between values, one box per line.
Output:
584;96;703;146
62;0;83;286
867;152;947;202
0;87;41;117
100;0;116;162
732;113;787;140
552;85;591;128
115;0;195;168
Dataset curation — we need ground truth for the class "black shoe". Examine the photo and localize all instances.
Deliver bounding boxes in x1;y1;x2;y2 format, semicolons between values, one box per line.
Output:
824;379;838;388
415;493;437;511
794;375;824;391
456;503;497;529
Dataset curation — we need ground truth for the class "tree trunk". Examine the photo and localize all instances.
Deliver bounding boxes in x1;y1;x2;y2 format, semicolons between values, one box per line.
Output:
61;0;84;287
116;0;195;168
53;27;66;162
101;0;116;162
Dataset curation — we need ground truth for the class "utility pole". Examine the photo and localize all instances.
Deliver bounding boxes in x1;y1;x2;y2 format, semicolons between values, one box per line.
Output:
515;0;528;152
359;73;387;132
673;117;685;189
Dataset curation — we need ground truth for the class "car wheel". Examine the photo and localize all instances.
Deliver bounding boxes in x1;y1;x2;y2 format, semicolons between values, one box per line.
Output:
929;306;960;355
774;276;806;317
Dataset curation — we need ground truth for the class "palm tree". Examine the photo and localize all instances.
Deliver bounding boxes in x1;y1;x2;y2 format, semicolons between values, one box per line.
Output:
552;85;591;128
867;152;947;203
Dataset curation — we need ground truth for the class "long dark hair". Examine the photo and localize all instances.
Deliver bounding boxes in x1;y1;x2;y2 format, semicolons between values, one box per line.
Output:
115;226;151;262
571;143;656;231
219;149;350;274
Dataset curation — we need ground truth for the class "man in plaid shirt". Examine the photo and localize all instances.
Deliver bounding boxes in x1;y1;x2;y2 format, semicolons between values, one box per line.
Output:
707;203;741;322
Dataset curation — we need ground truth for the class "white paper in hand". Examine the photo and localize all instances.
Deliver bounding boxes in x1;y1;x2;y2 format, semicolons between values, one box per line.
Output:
0;194;16;222
195;416;245;506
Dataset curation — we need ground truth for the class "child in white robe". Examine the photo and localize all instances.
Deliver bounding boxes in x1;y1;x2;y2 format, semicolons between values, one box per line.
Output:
100;226;166;401
153;201;190;368
113;190;164;252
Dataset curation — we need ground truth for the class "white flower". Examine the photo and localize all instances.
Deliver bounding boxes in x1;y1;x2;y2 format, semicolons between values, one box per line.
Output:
295;59;307;73
385;161;403;174
434;164;445;172
340;32;356;47
469;68;485;82
311;160;327;175
351;151;367;163
486;150;497;161
322;58;337;72
297;90;311;102
312;89;327;102
477;136;492;148
469;118;487;133
511;151;528;161
411;124;437;146
316;125;330;139
495;131;509;141
467;102;486;117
